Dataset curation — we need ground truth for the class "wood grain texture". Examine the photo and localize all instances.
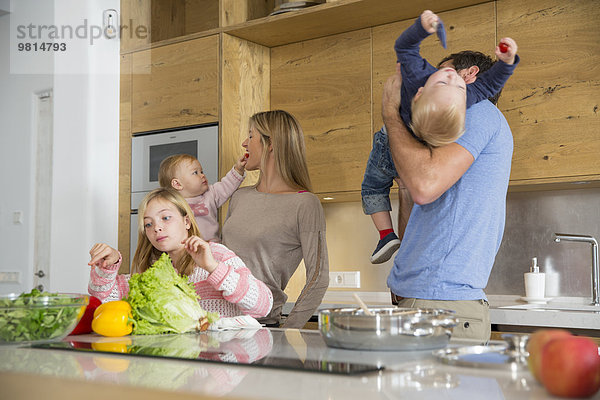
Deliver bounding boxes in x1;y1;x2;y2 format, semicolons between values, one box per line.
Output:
131;35;219;133
224;0;490;47
120;0;152;53
271;29;372;194
220;34;270;222
221;0;275;27
184;0;219;34
372;3;497;131
118;54;133;273
497;0;600;185
150;0;186;43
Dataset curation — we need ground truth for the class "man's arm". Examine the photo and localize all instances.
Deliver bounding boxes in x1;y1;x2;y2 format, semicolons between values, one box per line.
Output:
383;64;475;205
396;185;413;240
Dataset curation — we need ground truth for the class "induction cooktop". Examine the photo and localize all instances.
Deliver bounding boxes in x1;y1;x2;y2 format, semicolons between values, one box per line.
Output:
31;329;383;376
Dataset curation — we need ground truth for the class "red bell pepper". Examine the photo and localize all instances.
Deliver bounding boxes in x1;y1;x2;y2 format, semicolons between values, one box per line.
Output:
70;296;102;335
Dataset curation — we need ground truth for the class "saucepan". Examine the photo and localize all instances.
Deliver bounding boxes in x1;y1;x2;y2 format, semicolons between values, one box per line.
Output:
319;307;458;351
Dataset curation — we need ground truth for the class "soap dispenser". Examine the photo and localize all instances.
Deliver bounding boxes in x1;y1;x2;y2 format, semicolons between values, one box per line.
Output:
524;257;545;299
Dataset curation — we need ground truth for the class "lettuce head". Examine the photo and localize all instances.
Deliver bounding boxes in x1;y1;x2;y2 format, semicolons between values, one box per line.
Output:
127;253;219;335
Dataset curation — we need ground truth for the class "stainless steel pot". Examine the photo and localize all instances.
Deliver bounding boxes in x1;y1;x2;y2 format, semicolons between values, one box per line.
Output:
319;307;458;351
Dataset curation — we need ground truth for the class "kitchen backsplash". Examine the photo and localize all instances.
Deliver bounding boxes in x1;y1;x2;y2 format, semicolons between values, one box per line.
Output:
487;187;600;297
284;187;600;301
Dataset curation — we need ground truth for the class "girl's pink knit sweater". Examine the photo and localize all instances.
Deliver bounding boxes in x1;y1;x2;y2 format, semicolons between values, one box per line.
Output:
88;242;273;319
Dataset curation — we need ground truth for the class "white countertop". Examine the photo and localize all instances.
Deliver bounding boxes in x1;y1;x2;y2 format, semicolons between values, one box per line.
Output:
0;329;559;400
487;295;600;330
290;292;600;331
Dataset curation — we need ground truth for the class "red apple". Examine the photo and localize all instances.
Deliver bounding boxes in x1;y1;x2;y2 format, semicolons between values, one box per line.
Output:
526;328;572;382
540;336;600;398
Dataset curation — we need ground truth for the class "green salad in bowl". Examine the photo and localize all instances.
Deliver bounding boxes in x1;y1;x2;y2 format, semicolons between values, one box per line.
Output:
0;288;88;344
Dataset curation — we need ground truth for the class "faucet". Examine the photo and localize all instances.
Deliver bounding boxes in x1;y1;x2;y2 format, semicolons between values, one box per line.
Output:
553;233;600;306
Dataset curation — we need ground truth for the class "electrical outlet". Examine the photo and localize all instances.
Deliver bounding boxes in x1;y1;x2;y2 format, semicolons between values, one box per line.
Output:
0;271;20;283
329;271;360;288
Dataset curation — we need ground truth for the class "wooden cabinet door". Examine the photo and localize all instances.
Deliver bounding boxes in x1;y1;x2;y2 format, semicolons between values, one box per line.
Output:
271;29;372;195
131;35;219;133
497;0;600;186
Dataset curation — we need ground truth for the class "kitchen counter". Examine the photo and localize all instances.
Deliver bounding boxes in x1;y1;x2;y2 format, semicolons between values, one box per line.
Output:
289;292;600;333
488;295;600;332
0;328;567;400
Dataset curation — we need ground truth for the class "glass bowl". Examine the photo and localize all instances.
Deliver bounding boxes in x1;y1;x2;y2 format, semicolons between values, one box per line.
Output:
0;292;89;345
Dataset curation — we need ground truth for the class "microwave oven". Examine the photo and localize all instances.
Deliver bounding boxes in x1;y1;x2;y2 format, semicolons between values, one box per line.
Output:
130;124;219;211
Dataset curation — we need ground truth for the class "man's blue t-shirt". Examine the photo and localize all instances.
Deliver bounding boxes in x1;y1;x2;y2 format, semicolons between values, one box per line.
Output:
387;100;513;300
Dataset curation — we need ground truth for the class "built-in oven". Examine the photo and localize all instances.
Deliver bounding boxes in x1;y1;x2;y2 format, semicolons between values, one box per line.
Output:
130;124;219;261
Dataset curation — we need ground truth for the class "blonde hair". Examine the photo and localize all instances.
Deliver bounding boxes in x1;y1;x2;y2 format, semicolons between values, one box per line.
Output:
250;110;313;192
410;96;466;147
131;187;202;276
158;154;197;188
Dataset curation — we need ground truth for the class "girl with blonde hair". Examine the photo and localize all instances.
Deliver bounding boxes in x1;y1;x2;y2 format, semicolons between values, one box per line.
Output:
222;110;329;328
87;187;273;319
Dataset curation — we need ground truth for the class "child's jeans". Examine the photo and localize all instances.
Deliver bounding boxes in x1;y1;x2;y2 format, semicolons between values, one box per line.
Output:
361;126;398;215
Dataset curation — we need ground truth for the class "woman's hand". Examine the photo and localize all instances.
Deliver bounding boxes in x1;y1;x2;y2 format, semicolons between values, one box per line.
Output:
182;236;219;273
88;243;120;269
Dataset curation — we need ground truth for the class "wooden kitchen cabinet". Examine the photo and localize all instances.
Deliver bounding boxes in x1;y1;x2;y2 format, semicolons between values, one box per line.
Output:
119;53;133;272
497;0;600;187
220;33;270;191
120;0;220;53
119;0;600;259
270;29;372;195
131;35;219;133
372;0;600;188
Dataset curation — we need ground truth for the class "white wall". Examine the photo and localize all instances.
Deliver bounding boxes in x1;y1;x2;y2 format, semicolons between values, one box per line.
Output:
0;1;53;295
0;0;120;295
50;0;120;293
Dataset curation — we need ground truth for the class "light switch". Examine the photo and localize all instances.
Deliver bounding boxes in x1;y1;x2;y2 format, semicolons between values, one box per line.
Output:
343;271;360;288
103;9;118;38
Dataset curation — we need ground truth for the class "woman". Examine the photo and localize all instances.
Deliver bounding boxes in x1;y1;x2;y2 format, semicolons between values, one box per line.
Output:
222;110;329;328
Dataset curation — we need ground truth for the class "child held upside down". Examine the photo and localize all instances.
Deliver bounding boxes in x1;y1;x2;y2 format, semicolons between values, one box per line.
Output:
362;9;519;264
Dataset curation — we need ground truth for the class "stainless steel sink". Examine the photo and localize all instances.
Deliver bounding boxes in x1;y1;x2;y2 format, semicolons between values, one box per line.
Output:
499;303;600;312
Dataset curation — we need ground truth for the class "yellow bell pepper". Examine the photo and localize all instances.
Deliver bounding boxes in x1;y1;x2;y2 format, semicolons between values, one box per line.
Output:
91;300;133;337
93;356;130;373
91;337;132;353
93;300;131;319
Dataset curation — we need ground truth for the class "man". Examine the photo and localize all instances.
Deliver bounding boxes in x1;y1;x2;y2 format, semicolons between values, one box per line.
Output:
383;51;514;342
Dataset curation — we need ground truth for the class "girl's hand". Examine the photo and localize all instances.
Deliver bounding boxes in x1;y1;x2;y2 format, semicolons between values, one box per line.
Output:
420;10;439;34
182;236;219;273
88;243;120;269
496;37;518;65
234;153;247;175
